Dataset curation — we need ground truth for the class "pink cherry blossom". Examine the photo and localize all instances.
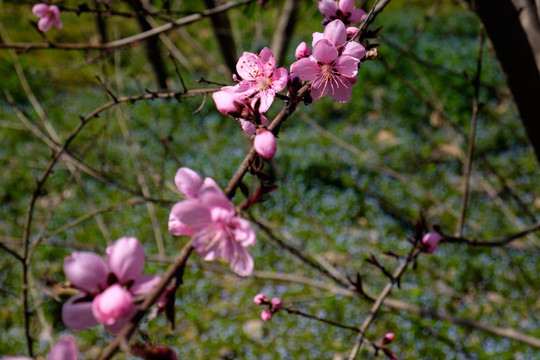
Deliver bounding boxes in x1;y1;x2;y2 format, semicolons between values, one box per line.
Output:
62;237;160;333
271;297;282;310
318;0;367;26
291;20;365;102
32;4;62;32
229;47;288;113
254;128;277;159
422;232;440;254
261;309;272;321
168;168;256;276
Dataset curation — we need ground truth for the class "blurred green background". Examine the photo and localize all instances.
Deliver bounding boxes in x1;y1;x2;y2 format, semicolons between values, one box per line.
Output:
0;0;539;359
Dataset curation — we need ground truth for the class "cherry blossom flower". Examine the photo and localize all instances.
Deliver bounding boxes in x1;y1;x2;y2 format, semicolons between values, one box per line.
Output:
32;3;62;32
3;336;78;360
254;293;282;322
228;47;288;113
168;168;256;276
382;332;395;345
261;309;272;321
291;20;365;102
62;237;160;333
254;128;277;159
318;0;367;26
422;232;440;254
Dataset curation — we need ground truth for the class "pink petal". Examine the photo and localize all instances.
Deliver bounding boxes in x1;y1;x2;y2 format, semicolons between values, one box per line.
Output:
258;47;275;77
236;52;262;81
107;237;145;284
254;128;277;159
130;274;161;296
212;90;243;117
224;241;254;277
239;119;256;135
328;76;354;102
334;54;360;77
231;217;256;247
318;0;338;18
62;294;98;331
92;284;135;326
348;9;367;24
53;18;63;30
311;32;324;48
199;188;235;215
342;42;366;60
422;232;440;253
38;17;53;32
192;227;223;261
46;335;78;360
252;89;275;113
290;58;320;82
310;77;330;100
271;67;289;92
174;167;202;200
32;3;49;17
63;252;107;294
323;20;347;47
339;0;355;13
261;309;272;321
104;312;135;335
313;39;339;64
169;201;212;231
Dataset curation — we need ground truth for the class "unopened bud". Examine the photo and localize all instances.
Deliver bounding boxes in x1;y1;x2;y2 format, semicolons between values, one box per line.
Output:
422;232;440;254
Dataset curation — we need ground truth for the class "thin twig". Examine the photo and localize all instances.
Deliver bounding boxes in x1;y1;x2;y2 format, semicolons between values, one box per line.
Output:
457;25;485;236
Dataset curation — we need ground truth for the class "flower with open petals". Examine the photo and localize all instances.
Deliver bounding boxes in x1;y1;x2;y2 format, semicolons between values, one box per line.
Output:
62;237;160;333
169;168;256;276
4;336;78;360
32;3;62;32
318;0;366;26
291;20;365;102
229;47;288;113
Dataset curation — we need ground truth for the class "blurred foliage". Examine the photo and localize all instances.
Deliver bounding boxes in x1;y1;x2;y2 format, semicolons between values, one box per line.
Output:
0;0;539;359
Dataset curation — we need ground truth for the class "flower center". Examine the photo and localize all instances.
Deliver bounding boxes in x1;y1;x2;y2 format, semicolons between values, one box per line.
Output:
257;77;271;90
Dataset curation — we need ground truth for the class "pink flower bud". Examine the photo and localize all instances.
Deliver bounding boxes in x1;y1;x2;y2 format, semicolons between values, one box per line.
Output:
63;252;107;294
382;332;395;345
261;309;272;322
212;90;243;117
271;297;282;310
295;41;311;59
106;237;145;284
253;293;268;305
254;128;277;159
46;335;78;360
346;26;359;39
92;284;135;326
422;232;441;254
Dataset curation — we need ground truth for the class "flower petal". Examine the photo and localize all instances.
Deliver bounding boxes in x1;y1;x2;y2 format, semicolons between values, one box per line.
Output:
63;252;107;293
237;52;263;81
231;217;256;247
62;294;98;331
339;0;355;13
342;42;366;60
107;237;145;284
174;167;202;200
271;67;289;92
92;284;135;326
32;3;49;17
334;54;360;77
323;20;347;47
290;58;320;82
318;0;338;18
348;9;367;24
169;201;212;232
223;241;254;277
130;274;161;296
46;335;78;360
258;47;275;77
312;39;339;64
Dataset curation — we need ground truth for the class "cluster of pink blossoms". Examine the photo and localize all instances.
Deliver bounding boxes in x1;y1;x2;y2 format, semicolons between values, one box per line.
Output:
32;3;62;32
168;167;256;276
62;237;160;334
213;47;287;159
253;293;282;321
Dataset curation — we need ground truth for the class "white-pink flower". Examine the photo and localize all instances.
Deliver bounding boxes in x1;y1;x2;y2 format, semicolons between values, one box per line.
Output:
318;0;367;26
62;237;160;333
32;3;62;32
168;167;256;276
229;47;288;113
